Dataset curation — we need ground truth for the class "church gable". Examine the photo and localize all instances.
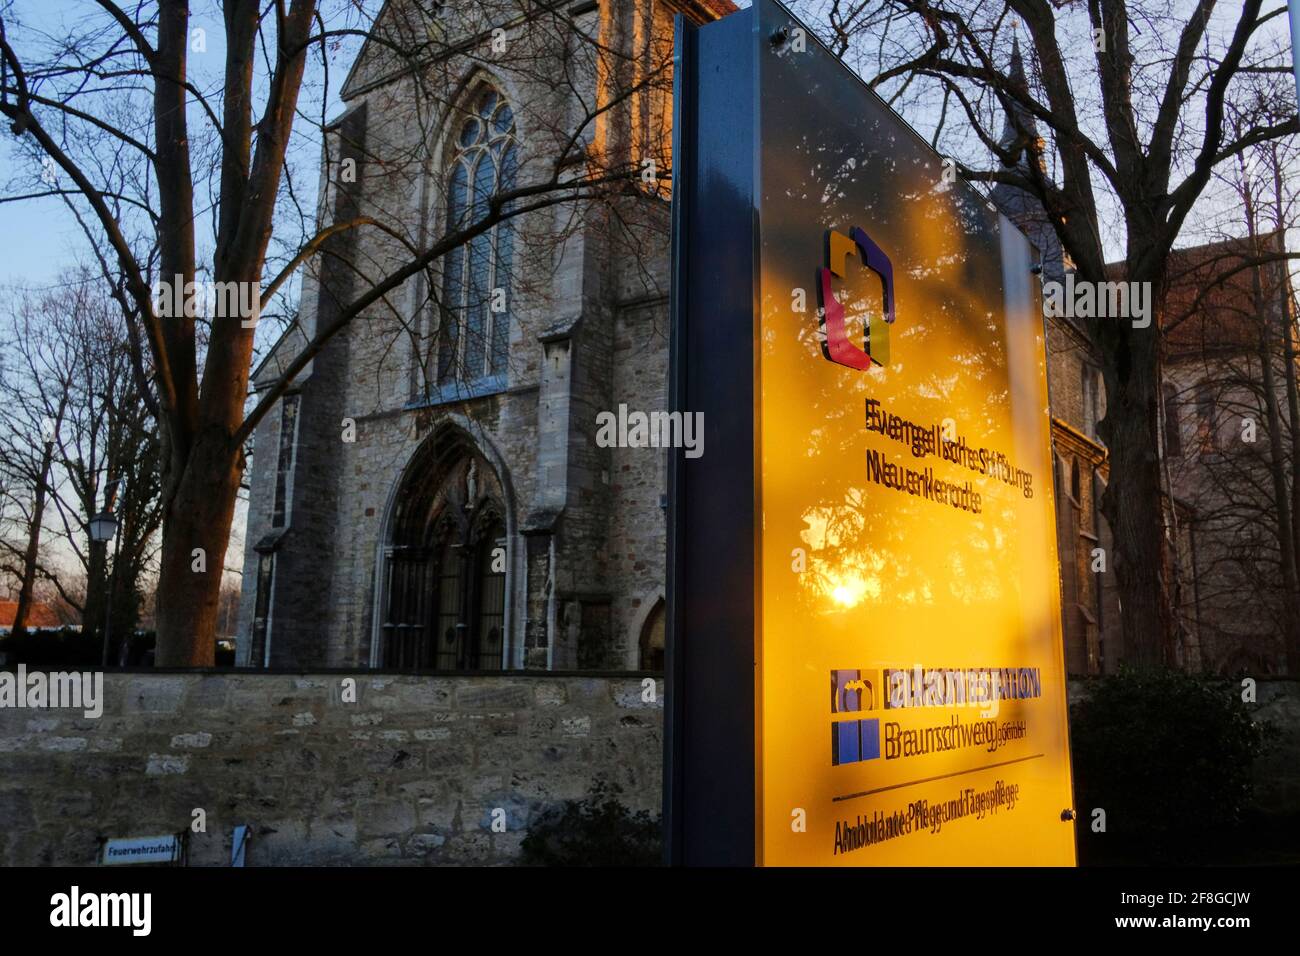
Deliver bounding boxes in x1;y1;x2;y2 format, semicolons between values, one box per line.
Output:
340;0;448;102
340;1;738;102
340;1;539;102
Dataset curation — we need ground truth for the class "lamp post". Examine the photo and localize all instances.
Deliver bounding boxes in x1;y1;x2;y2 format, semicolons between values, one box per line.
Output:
91;480;120;667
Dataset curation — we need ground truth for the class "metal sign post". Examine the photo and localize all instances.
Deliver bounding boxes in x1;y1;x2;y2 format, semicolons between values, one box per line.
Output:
667;0;1077;867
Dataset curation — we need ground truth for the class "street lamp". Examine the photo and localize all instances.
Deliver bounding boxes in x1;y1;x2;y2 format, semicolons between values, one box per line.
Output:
88;510;119;545
93;480;121;667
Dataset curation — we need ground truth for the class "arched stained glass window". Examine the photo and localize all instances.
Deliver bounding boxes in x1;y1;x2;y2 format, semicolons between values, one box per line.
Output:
438;87;517;387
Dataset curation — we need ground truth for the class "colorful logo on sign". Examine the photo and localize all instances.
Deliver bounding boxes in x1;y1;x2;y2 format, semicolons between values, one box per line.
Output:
817;227;895;369
831;669;880;765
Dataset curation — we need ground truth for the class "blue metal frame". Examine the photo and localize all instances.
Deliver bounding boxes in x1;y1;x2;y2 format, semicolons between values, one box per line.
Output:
665;3;759;867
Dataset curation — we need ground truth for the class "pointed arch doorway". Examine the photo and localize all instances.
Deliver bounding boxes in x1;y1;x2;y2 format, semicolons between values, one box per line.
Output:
374;426;511;670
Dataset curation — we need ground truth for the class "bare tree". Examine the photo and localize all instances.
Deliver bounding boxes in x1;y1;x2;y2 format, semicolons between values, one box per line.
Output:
1157;97;1300;672
0;274;163;642
0;352;66;636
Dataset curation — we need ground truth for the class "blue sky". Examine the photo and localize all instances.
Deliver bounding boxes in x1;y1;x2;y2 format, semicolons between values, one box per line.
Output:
2;1;1294;290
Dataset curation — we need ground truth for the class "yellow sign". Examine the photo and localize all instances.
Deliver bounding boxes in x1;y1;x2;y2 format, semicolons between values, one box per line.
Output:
753;3;1076;867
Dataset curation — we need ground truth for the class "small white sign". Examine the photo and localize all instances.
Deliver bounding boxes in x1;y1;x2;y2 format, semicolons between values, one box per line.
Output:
102;835;180;866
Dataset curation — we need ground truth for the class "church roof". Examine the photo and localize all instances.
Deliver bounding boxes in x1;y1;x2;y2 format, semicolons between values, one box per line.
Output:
997;35;1039;164
340;1;737;103
1158;230;1293;361
987;34;1069;282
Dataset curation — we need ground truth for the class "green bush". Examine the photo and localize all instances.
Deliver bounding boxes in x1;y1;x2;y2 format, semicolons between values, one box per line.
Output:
1069;668;1271;861
519;781;662;866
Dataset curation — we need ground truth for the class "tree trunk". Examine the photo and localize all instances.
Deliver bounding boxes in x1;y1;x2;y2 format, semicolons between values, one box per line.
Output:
12;436;58;637
1096;313;1175;669
153;432;244;667
1271;145;1300;675
82;541;107;644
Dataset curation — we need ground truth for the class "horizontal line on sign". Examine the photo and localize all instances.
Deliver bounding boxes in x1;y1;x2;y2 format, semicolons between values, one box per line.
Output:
832;753;1046;802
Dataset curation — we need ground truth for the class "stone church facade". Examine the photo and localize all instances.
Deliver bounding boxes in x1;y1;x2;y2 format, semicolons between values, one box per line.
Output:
236;0;734;672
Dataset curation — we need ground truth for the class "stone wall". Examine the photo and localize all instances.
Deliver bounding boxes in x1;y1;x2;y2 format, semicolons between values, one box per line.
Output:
0;671;662;866
3;672;1295;867
237;2;690;673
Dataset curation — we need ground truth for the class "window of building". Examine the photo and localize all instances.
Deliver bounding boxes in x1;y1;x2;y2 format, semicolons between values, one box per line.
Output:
437;86;517;389
1081;365;1100;440
1195;383;1217;454
250;553;275;667
1162;383;1182;458
271;393;301;528
639;599;666;671
1057;456;1086;675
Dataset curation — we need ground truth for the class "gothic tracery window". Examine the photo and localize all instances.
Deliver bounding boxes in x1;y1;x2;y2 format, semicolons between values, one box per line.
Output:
271;393;300;528
437;86;517;388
